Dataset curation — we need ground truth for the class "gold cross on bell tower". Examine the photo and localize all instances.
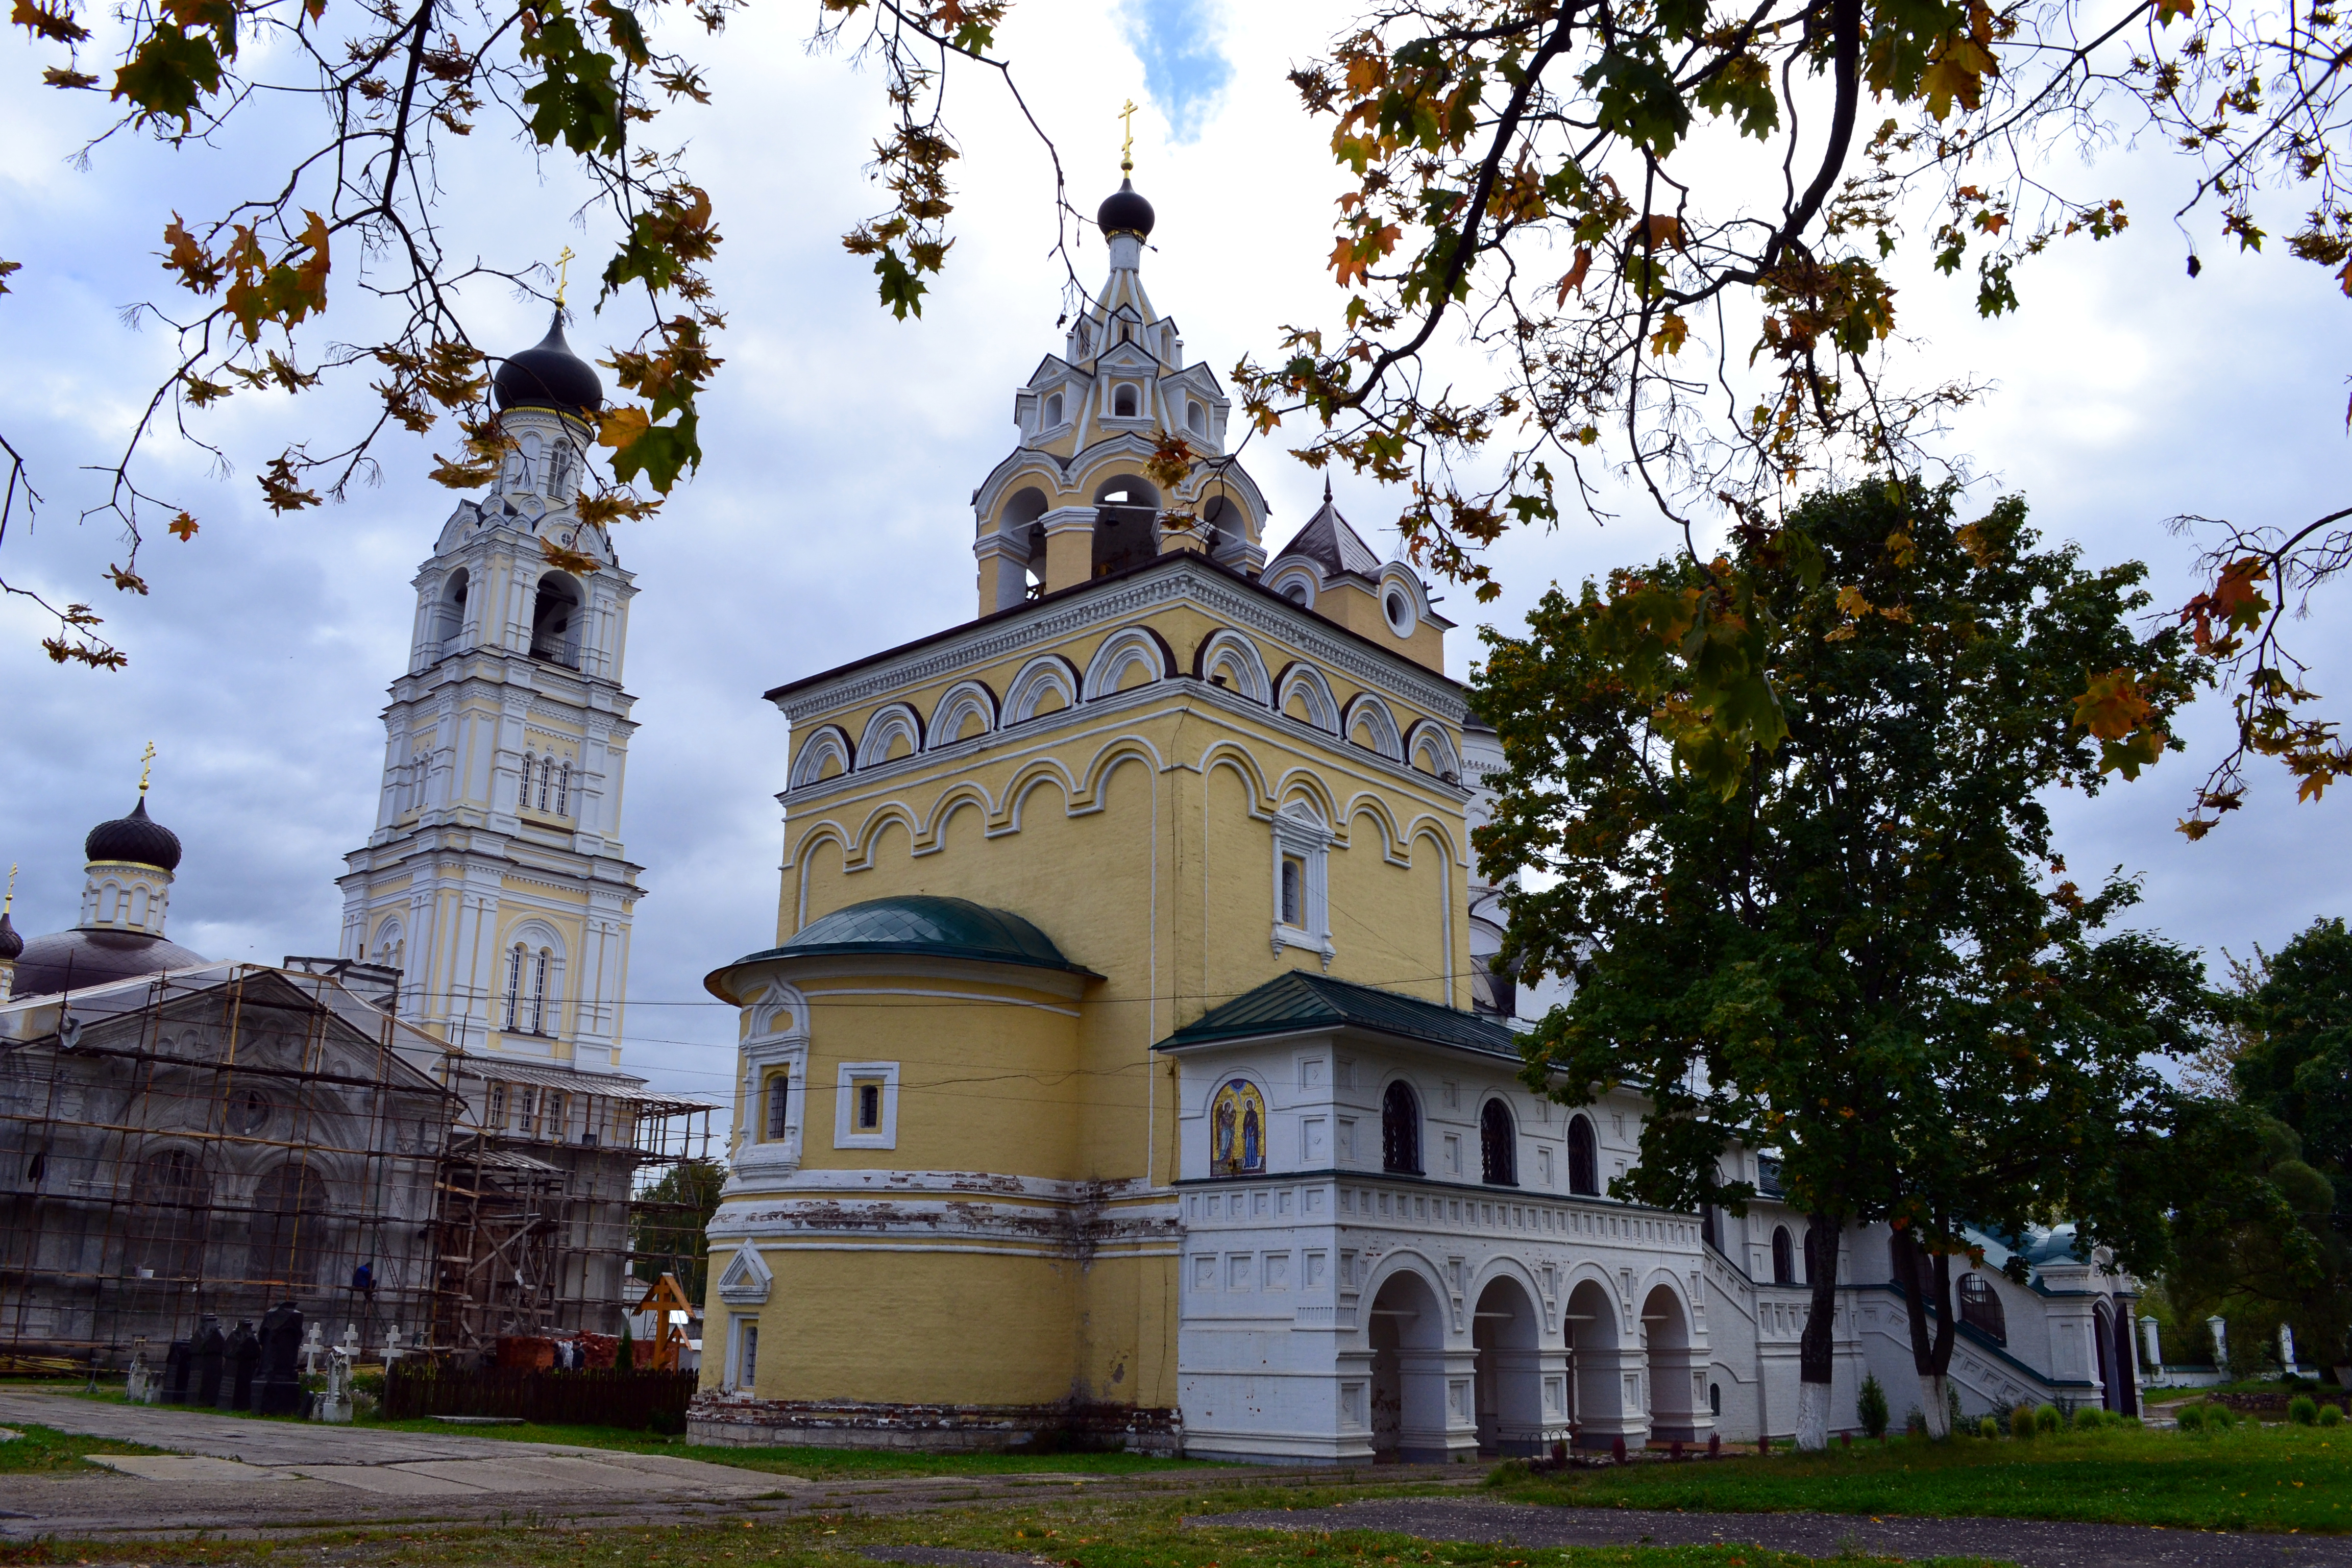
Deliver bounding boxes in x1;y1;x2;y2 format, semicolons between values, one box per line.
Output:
138;741;157;796
553;246;577;307
1117;100;1138;174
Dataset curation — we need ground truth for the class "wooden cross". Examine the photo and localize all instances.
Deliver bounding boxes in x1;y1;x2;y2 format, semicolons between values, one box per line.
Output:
1118;100;1138;173
138;741;156;795
553;245;577;306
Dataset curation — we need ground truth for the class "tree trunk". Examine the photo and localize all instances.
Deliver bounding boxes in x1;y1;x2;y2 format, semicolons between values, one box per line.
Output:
1796;1211;1842;1450
1891;1224;1959;1437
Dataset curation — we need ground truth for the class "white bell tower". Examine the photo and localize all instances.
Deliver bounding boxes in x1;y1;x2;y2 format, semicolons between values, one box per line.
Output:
336;309;644;1067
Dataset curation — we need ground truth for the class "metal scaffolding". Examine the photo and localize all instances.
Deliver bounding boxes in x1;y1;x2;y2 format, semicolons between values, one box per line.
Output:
0;962;715;1370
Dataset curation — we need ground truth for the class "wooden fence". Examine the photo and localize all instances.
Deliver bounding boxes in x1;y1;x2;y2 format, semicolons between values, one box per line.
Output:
383;1362;698;1428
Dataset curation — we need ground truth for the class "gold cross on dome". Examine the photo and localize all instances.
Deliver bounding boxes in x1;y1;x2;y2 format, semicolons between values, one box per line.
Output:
4;864;15;917
1118;100;1138;173
138;741;156;795
553;246;577;306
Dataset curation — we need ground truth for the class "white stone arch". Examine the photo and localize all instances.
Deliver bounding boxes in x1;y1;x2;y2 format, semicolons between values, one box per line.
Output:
857;703;924;768
1005;655;1082;723
1267;564;1320;610
1275;662;1341;732
928;680;999;749
1406;718;1463;781
1345;692;1407;761
1358;1248;1456;1342
788;724;855;789
1082;626;1175;699
1193;629;1272;705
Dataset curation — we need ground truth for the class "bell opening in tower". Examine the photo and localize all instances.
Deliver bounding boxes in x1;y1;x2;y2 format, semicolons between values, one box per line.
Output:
1091;477;1159;579
529;573;582;667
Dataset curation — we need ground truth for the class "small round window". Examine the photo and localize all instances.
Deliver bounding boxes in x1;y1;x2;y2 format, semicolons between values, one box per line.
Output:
235;1088;272;1133
1383;586;1415;635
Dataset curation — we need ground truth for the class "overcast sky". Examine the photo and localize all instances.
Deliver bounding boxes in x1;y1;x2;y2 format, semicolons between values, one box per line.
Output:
1;0;2345;1117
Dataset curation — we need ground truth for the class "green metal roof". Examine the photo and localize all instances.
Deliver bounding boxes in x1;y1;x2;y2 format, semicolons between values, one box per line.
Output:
736;896;1087;973
1155;970;1522;1059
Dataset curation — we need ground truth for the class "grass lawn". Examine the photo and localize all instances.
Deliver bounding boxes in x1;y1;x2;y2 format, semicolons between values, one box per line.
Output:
19;1478;2007;1568
0;1422;167;1474
1489;1420;2352;1533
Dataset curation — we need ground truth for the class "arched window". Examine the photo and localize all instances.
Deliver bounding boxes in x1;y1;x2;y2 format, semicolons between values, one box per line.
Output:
1381;1081;1422;1175
1210;1078;1266;1177
546;441;573;500
556;760;571;817
1187;400;1206;436
433;569;468;652
1045;392;1064;427
537;755;554;812
1771;1225;1795;1285
1566;1114;1599;1195
519;754;535;811
530;949;549;1034
513;432;542;492
1113;384;1139;418
1958;1273;2007;1343
529;574;582;667
505;943;525;1030
245;1163;329;1286
1479;1099;1517;1186
131;1149;211;1279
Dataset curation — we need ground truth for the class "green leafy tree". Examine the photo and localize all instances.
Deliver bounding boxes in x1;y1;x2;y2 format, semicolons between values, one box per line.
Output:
2163;921;2352;1371
1474;477;2211;1446
2231;918;2352;1196
629;1156;725;1301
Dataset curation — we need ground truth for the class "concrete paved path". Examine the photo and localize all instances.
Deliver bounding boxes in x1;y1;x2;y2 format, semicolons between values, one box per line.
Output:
0;1389;790;1538
1197;1496;2352;1568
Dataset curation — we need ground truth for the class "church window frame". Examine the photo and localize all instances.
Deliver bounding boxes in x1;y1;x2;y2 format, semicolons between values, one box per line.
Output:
1958;1272;2007;1343
505;944;525;1030
1479;1097;1518;1187
763;1071;791;1141
1112;383;1140;418
832;1061;899;1150
1044;391;1064;428
530;949;550;1034
1566;1114;1599;1195
1771;1225;1796;1285
519;754;535;812
738;987;810;1171
1380;1079;1423;1175
1210;1077;1268;1179
1270;799;1334;963
1187;399;1207;436
556;760;571;817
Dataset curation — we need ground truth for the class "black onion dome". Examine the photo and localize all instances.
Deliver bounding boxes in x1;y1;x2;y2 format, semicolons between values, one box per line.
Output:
85;796;182;872
0;910;21;963
493;309;603;415
1096;178;1156;239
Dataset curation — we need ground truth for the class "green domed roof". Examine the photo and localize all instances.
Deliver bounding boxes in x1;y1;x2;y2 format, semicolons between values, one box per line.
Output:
737;896;1083;973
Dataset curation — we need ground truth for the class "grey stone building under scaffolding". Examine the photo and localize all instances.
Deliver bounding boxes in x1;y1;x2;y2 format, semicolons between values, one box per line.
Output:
0;798;713;1366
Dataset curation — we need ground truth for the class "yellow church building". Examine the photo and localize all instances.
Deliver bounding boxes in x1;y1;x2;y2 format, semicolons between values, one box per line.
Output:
687;175;2135;1461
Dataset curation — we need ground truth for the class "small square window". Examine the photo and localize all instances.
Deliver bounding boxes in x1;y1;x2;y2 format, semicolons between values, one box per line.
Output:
833;1062;899;1149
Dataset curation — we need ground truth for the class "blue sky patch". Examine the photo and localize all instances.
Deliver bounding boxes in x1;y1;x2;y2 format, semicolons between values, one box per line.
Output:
1123;0;1231;143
